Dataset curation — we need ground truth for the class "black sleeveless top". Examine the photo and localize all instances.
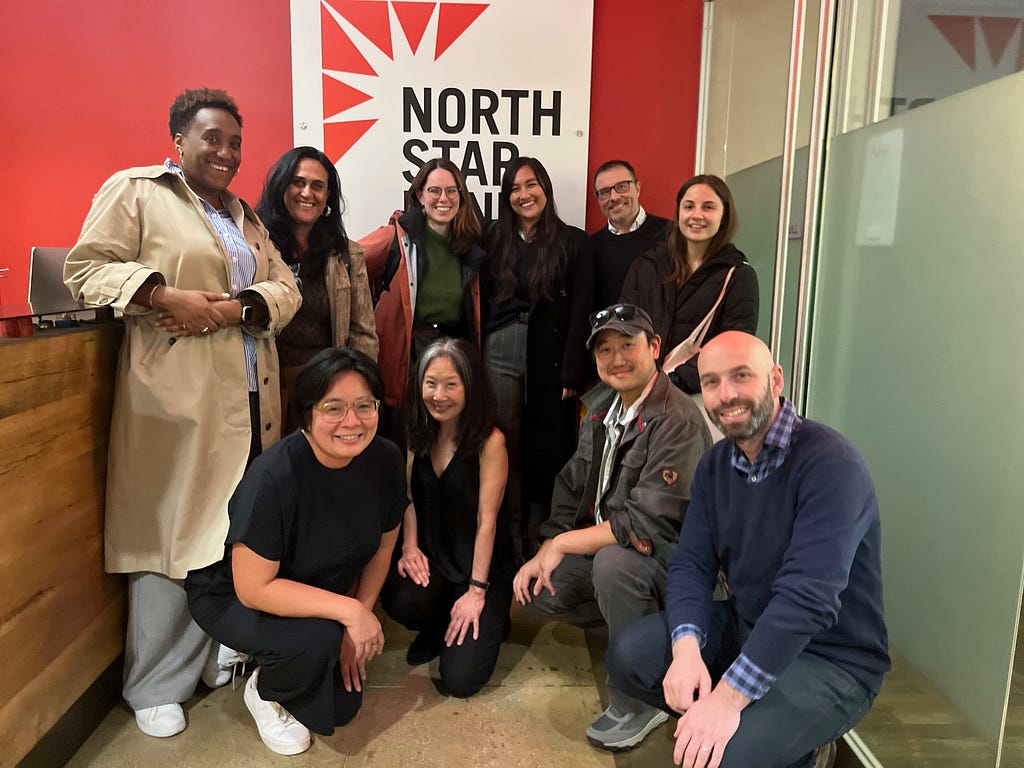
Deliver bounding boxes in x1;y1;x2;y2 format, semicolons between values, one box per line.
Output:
411;448;515;586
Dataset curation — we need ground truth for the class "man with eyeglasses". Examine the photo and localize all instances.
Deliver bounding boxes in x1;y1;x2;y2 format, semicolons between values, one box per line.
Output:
513;303;711;752
590;160;670;309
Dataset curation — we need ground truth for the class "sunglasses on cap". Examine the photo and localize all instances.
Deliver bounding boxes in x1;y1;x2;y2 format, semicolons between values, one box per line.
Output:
589;304;641;330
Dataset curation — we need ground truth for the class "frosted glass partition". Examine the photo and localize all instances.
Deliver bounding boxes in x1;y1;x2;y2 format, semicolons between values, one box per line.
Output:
725;147;807;382
806;71;1024;757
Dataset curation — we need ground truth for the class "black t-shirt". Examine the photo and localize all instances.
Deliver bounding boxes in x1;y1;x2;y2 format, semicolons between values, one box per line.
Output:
186;430;407;624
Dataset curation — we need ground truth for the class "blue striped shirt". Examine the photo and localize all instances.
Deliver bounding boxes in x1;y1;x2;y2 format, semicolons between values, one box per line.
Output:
671;398;801;700
165;159;258;392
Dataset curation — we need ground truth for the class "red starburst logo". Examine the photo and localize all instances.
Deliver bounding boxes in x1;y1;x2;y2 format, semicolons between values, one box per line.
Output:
320;1;489;163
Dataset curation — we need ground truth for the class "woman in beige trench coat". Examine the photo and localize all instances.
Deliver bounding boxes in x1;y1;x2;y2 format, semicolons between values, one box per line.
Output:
63;88;300;738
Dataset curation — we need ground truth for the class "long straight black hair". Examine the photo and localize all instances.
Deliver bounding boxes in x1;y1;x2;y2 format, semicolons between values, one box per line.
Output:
488;156;566;302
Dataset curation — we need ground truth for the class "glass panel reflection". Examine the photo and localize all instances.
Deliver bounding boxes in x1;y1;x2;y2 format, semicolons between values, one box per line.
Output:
810;71;1024;767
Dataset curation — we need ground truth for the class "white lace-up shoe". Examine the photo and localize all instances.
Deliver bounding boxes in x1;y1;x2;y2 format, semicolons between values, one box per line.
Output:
134;703;186;737
244;669;312;755
201;643;251;688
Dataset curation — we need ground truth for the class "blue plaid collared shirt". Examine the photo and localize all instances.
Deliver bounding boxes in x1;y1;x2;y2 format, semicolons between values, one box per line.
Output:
730;397;799;485
671;398;802;700
165;159;258;392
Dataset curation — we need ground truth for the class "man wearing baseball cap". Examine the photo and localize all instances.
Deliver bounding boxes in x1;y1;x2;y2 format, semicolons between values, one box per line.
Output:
513;303;712;751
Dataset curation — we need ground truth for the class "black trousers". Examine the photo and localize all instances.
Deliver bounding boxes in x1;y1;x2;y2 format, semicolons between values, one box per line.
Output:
190;597;359;735
381;565;511;698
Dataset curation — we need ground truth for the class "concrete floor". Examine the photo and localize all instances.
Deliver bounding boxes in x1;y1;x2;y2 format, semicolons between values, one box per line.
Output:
67;605;677;767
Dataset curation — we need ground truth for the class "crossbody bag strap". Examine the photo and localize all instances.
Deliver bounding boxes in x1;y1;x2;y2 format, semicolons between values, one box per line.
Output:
684;266;736;350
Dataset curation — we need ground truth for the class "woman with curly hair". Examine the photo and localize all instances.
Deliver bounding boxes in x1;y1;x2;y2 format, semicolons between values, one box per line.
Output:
64;87;300;737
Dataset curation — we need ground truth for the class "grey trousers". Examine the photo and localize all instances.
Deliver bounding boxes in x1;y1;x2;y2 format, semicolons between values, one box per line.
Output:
483;320;528;558
123;572;213;710
526;544;667;713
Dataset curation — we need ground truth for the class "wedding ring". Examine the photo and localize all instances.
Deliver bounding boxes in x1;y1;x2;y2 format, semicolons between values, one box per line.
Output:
201;326;210;334
181;323;187;331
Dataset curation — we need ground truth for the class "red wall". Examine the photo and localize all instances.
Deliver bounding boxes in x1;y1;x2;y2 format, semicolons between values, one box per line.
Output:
0;1;700;304
586;1;702;230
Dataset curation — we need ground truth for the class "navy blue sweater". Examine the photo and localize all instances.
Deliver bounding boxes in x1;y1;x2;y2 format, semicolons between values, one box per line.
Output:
666;419;890;695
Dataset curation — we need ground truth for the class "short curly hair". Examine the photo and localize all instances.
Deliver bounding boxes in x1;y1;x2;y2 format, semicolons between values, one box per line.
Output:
168;88;243;138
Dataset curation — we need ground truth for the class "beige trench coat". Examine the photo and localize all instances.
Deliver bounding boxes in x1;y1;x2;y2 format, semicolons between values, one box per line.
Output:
64;165;301;578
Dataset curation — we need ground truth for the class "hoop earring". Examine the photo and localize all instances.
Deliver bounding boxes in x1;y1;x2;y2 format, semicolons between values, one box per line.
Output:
323;205;332;217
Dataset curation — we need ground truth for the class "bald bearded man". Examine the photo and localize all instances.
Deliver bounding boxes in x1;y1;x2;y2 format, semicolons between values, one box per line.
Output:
605;332;890;768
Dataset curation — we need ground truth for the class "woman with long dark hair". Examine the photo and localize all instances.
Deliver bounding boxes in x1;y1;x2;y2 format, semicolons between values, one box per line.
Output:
381;338;513;697
482;157;593;559
256;146;377;433
620;174;758;394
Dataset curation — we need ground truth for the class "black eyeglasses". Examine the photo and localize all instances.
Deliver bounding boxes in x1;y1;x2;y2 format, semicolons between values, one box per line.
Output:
589;304;640;330
594;180;636;201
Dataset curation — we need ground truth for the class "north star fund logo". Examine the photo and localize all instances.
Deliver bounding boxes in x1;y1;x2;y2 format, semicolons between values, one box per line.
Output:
319;1;489;163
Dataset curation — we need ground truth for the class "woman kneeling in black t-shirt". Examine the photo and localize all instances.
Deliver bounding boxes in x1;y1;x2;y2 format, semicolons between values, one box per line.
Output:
186;348;406;755
381;337;514;698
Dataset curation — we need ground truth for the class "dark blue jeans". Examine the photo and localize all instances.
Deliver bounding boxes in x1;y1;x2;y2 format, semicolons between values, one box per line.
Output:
606;605;875;768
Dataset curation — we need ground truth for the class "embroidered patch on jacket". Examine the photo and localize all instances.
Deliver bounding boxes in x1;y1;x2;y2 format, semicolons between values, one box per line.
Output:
661;468;679;486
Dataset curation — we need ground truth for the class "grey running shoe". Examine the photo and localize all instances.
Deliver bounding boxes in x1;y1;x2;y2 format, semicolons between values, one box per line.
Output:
585;704;669;751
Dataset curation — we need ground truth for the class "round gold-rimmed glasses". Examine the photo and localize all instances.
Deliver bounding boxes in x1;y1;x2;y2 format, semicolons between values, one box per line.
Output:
313;398;380;423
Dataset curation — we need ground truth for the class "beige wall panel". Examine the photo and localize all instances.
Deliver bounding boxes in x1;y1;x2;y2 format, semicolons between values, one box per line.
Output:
704;0;818;176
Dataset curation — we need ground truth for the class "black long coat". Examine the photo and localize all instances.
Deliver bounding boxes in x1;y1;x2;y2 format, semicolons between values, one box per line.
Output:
483;222;594;507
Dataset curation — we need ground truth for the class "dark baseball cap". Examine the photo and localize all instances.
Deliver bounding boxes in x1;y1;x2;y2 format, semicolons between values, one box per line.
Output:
586;304;656;349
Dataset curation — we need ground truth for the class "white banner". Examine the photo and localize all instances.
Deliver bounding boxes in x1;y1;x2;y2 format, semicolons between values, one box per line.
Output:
290;0;594;239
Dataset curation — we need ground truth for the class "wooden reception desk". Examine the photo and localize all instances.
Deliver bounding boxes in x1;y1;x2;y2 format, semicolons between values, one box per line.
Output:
0;320;126;766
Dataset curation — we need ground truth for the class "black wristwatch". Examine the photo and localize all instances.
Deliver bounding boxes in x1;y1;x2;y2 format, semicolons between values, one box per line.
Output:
469;578;490;591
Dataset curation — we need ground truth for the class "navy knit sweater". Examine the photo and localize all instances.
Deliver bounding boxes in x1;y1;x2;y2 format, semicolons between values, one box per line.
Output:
666;419;891;695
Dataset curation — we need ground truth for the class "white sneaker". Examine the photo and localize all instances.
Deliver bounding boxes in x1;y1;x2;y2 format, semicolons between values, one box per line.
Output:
134;703;186;738
201;643;251;688
244;669;312;755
